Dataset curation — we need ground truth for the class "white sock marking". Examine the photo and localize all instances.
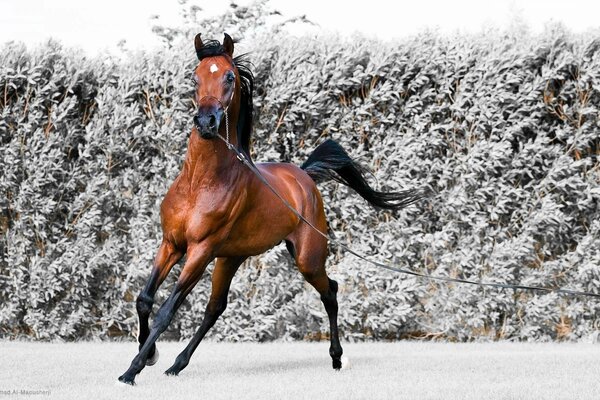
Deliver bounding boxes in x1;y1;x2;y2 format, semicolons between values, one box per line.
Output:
341;356;351;370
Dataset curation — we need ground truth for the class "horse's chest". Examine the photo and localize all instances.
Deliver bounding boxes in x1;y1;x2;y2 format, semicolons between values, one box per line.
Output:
160;185;237;246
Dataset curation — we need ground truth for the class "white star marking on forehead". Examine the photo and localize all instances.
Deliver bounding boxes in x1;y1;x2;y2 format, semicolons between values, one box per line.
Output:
210;63;219;73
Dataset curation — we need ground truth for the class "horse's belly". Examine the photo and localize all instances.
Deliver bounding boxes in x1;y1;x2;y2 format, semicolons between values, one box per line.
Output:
216;197;298;257
216;237;281;257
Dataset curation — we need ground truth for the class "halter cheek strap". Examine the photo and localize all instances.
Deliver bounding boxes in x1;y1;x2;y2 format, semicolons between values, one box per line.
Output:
222;80;235;144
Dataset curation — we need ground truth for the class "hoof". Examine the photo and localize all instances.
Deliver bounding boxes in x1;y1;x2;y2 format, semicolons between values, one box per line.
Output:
118;374;136;386
332;358;342;370
146;347;159;366
165;361;186;376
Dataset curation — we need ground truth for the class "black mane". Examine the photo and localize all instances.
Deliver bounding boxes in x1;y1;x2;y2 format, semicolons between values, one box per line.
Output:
196;40;254;160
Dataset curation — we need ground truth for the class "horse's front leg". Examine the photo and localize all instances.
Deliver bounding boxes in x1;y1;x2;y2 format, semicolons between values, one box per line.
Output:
118;243;214;385
136;240;183;366
165;256;246;376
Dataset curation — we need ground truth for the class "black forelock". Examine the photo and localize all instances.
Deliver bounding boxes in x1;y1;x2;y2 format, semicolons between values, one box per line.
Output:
196;40;227;60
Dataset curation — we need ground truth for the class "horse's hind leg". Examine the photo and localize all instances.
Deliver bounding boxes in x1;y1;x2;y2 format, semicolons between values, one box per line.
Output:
165;256;246;376
136;240;183;366
288;233;344;370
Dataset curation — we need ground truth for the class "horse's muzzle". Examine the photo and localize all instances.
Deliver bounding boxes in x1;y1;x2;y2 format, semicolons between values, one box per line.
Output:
194;103;223;139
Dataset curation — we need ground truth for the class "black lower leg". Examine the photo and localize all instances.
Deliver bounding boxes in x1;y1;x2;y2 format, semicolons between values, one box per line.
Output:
119;289;183;385
165;298;226;375
164;256;243;376
321;278;343;369
136;270;160;359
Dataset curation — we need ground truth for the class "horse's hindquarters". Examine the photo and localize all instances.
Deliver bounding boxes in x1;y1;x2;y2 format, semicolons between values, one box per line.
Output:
216;162;326;258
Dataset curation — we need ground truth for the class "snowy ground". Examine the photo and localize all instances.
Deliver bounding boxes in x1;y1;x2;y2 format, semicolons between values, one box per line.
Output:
1;341;598;399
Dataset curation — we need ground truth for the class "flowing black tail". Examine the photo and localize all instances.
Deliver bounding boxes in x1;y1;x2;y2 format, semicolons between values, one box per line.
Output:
300;139;424;210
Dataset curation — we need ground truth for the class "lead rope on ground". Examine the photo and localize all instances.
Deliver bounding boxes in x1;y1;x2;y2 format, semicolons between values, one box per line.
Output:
216;134;600;299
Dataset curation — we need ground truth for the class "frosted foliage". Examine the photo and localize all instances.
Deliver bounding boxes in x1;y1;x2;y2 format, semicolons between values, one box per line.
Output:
0;3;599;341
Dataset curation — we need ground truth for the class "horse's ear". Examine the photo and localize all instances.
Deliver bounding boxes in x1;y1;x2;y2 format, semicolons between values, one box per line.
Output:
223;33;234;57
194;33;203;58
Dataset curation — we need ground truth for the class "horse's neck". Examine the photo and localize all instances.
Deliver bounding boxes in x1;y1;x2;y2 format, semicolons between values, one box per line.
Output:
181;128;239;186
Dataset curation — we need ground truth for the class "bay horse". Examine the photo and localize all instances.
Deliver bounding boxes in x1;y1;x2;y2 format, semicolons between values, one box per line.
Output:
118;33;421;385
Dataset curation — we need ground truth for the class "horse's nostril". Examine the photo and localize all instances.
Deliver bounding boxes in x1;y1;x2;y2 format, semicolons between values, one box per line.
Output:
209;114;216;127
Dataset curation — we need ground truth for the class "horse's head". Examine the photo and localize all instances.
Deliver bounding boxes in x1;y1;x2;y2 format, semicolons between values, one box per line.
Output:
192;33;239;139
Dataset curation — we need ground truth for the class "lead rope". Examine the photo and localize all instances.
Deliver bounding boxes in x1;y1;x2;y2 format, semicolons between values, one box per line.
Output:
214;107;600;300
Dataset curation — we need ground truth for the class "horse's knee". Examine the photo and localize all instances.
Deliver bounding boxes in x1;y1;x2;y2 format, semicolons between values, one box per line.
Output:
136;293;153;316
206;299;227;319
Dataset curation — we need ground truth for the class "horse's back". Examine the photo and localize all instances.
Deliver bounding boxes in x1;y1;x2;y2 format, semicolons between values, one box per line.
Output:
256;161;327;217
256;162;316;195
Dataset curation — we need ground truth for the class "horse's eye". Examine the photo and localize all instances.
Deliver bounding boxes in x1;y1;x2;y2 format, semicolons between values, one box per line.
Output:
225;72;235;83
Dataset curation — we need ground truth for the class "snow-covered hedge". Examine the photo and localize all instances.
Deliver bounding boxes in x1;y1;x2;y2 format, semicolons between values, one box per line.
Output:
1;3;599;341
